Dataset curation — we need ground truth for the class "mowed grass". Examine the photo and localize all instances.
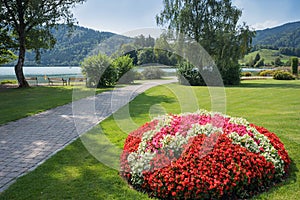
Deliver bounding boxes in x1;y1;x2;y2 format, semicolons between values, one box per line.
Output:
0;80;299;199
0;86;110;125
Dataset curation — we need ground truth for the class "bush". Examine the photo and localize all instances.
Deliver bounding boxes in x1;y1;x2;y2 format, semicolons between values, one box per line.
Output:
258;70;275;77
112;55;135;84
141;67;165;79
134;71;144;80
121;110;290;199
177;61;239;86
81;53;118;87
241;72;252;77
273;70;295;80
0;80;17;84
177;61;205;86
220;64;241;85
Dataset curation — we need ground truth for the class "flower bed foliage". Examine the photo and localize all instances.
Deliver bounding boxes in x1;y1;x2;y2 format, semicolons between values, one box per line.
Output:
120;110;290;199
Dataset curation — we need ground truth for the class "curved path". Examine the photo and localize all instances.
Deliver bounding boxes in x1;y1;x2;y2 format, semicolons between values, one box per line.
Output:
0;78;177;192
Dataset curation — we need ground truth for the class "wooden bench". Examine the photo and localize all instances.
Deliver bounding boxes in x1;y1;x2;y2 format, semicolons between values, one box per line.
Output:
48;77;67;86
68;77;87;85
25;77;38;85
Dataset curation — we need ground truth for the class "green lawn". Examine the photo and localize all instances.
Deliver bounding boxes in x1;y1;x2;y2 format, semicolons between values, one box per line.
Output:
0;86;110;125
0;80;299;199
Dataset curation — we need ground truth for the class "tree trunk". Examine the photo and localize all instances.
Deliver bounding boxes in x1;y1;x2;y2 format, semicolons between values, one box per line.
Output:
15;31;29;88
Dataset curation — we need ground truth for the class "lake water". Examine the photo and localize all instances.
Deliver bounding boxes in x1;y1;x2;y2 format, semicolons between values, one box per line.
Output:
241;68;271;72
0;66;177;82
0;66;82;82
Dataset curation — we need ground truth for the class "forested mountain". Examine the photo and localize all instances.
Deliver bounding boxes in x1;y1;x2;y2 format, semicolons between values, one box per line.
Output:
23;25;131;66
89;34;133;57
10;21;300;66
241;22;300;67
252;21;300;56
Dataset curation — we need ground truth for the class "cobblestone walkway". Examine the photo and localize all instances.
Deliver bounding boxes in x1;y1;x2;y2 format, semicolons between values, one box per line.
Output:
0;78;176;192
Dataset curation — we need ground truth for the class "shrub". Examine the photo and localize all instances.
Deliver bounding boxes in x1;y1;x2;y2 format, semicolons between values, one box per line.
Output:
134;71;144;80
141;67;165;79
273;70;295;80
241;72;252;77
112;55;135;84
258;70;274;77
177;61;240;86
177;61;205;86
121;110;290;199
0;80;17;84
81;53;118;87
220;63;241;85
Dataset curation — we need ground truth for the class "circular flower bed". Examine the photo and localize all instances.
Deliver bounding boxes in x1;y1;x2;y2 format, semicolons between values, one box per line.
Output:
120;110;290;199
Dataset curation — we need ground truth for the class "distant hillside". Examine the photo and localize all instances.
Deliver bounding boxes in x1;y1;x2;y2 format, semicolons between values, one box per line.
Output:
240;49;299;66
253;21;300;49
24;25;131;66
89;34;133;57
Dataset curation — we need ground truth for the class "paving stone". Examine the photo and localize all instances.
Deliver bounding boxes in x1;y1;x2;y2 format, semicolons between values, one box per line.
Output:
0;177;12;185
6;172;22;178
0;171;9;177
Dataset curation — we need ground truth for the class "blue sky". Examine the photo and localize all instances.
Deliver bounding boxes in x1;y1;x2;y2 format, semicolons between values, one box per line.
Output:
73;0;300;34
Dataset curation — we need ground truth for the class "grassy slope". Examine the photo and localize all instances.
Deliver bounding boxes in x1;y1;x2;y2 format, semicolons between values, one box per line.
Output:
0;80;299;199
240;49;300;66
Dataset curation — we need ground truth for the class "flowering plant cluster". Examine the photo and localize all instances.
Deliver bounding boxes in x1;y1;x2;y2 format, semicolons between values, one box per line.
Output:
120;110;290;199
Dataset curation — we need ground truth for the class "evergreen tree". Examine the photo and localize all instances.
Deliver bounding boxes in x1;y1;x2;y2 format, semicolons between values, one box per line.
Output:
253;53;261;67
275;57;283;67
291;57;299;78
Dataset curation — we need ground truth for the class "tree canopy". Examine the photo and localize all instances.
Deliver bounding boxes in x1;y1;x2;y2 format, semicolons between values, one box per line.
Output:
0;29;17;64
0;0;86;87
156;0;255;85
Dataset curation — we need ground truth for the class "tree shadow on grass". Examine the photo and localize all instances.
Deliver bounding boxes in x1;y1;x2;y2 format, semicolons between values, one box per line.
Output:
285;158;299;185
254;158;299;198
119;92;176;120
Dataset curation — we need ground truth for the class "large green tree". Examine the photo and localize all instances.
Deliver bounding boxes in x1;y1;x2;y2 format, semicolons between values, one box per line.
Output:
156;0;255;85
0;28;17;64
0;0;85;87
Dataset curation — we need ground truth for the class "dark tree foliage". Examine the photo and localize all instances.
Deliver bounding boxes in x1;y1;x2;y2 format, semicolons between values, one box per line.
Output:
253;53;261;66
115;34;177;66
274;57;283;67
291;57;299;77
134;35;155;48
137;48;156;65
